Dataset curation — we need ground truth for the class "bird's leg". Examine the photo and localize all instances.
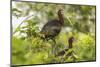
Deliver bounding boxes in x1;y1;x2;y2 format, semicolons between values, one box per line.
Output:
52;38;57;56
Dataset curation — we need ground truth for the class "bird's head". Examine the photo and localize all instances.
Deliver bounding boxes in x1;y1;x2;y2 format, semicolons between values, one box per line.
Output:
68;36;74;45
58;9;64;15
58;9;64;25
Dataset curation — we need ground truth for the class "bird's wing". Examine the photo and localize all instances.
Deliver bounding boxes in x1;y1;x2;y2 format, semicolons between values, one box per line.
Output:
41;20;61;36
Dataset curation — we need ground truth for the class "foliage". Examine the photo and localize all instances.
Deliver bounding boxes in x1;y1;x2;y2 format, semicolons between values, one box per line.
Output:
12;1;96;65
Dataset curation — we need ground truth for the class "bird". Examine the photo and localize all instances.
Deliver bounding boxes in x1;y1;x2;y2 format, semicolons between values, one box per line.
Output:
40;9;64;55
56;36;74;57
40;9;64;39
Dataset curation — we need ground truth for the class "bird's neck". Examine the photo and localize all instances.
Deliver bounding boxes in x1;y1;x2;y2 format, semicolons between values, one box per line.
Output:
58;13;64;25
69;42;73;49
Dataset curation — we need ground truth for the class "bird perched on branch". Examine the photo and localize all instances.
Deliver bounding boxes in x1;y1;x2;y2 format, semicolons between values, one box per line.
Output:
56;36;74;57
40;9;64;40
40;9;64;55
56;36;78;62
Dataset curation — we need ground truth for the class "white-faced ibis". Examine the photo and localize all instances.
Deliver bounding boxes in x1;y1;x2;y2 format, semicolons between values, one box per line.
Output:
56;36;74;57
40;9;64;55
41;9;64;39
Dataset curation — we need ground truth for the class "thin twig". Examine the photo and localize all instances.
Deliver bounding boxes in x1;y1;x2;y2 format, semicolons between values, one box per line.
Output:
13;15;34;35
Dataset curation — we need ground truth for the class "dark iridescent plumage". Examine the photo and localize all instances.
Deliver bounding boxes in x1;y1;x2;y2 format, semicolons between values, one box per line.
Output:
41;9;64;39
41;20;61;39
56;37;74;56
40;9;64;55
